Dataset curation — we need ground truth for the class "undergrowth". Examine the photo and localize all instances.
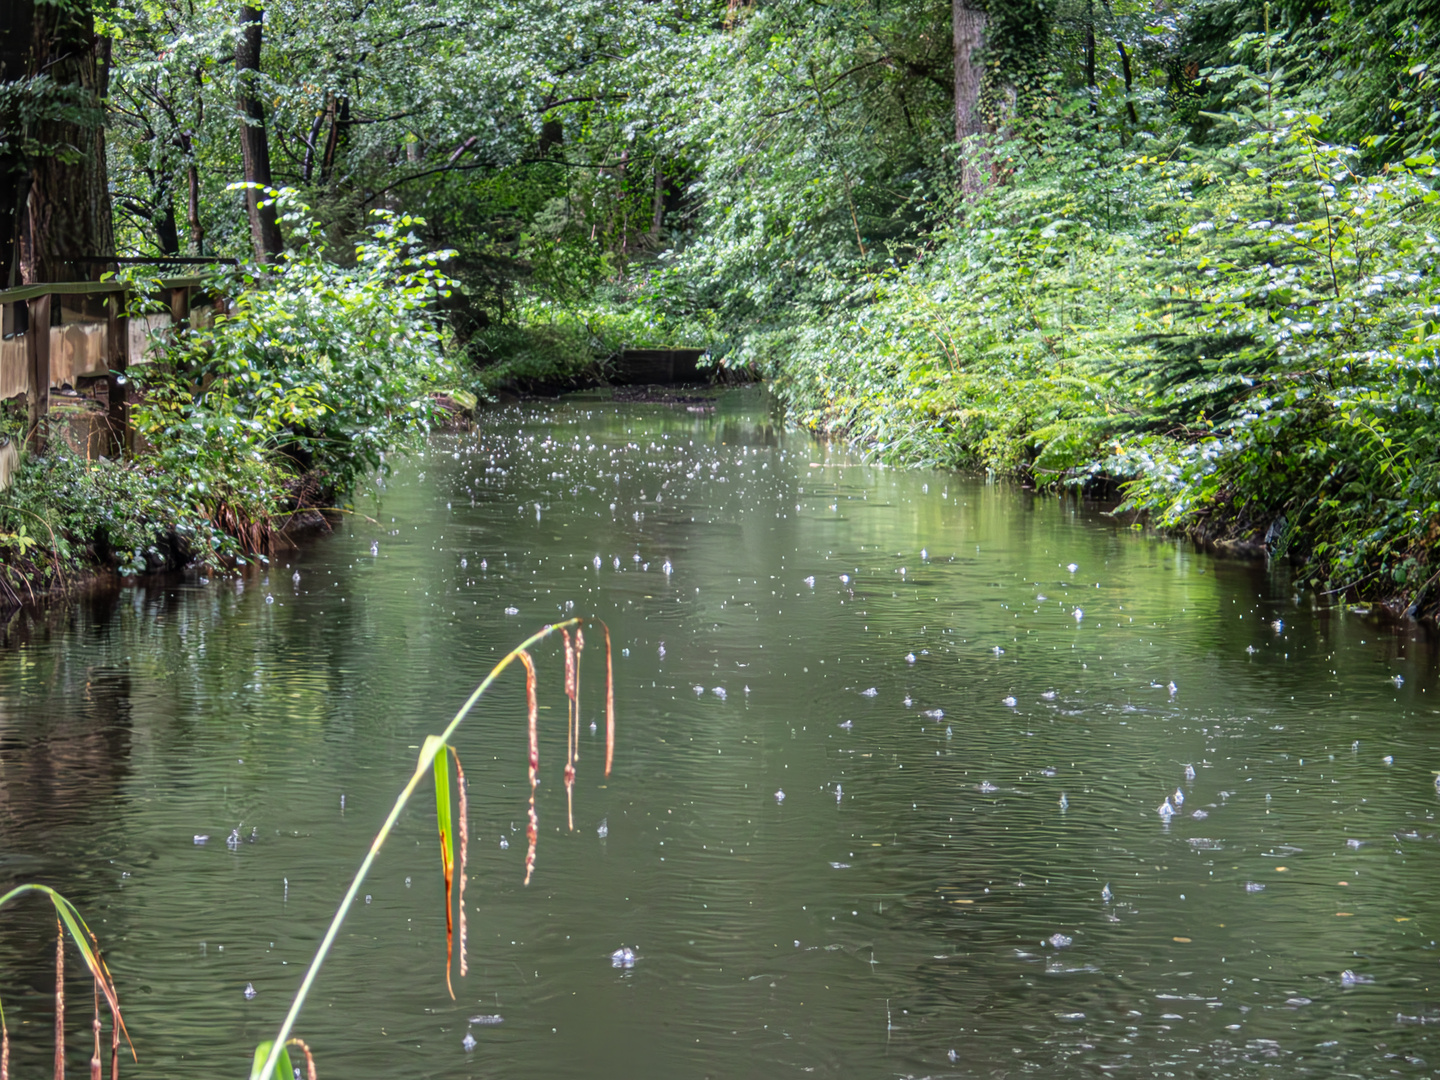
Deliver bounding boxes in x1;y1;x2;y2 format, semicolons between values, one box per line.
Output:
671;38;1440;612
0;192;466;605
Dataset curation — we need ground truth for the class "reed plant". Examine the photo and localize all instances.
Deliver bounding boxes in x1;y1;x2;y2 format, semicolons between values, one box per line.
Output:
251;615;613;1079
0;618;614;1080
0;883;132;1080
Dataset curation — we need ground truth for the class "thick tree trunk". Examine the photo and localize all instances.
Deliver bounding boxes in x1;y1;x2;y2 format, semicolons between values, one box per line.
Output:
0;0;32;285
18;0;114;284
952;0;988;199
155;193;180;256
236;3;283;261
186;161;205;254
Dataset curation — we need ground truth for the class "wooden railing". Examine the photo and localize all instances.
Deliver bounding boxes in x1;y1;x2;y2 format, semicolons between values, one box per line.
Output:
0;276;220;456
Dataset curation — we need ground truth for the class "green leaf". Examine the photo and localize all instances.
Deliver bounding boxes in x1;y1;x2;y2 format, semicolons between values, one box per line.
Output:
251;1041;294;1080
424;734;456;997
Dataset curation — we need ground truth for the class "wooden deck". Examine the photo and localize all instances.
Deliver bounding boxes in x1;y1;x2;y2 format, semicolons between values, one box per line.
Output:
0;277;213;455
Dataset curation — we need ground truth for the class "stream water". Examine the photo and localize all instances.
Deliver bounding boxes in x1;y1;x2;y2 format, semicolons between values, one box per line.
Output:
2;387;1439;1079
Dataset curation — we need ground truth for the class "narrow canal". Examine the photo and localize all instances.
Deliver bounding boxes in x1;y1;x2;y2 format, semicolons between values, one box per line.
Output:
2;387;1438;1079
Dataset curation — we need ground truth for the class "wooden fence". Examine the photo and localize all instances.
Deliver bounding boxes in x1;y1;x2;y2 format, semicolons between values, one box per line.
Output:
0;277;220;457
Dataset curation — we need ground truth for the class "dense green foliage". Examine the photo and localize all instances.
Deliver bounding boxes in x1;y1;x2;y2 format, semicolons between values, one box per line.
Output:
3;0;1438;606
0;195;454;591
130;194;455;516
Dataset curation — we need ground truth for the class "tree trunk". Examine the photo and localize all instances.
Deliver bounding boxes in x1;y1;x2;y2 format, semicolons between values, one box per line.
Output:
186;164;205;254
236;3;283;261
1117;39;1138;126
0;0;32;285
1084;0;1097;110
155;193;180;256
952;0;988;199
18;0;114;284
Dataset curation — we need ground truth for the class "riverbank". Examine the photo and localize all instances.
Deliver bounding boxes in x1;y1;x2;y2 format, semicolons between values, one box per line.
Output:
0;450;340;609
0;202;472;611
689;124;1440;622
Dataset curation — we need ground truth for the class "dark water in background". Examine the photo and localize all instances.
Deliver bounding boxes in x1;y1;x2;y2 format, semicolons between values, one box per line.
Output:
2;386;1439;1079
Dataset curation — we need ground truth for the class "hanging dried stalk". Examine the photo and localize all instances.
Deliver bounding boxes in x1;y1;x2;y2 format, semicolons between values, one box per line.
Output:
450;747;468;979
603;623;615;777
517;649;539;885
90;983;100;1080
54;921;64;1080
285;1038;317;1080
567;630;578;766
562;629;577;831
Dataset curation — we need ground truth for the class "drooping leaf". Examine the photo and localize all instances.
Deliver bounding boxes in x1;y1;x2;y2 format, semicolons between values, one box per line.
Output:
424;734;455;999
0;885;133;1066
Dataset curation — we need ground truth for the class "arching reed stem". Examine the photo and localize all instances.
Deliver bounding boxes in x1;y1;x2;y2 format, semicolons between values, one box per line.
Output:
250;617;614;1080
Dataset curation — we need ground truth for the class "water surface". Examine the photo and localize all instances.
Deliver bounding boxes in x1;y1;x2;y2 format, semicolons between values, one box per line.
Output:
2;387;1438;1078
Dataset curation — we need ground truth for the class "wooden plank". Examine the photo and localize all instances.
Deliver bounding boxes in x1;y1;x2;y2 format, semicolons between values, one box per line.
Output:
26;294;50;452
0;303;28;401
0;276;206;306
